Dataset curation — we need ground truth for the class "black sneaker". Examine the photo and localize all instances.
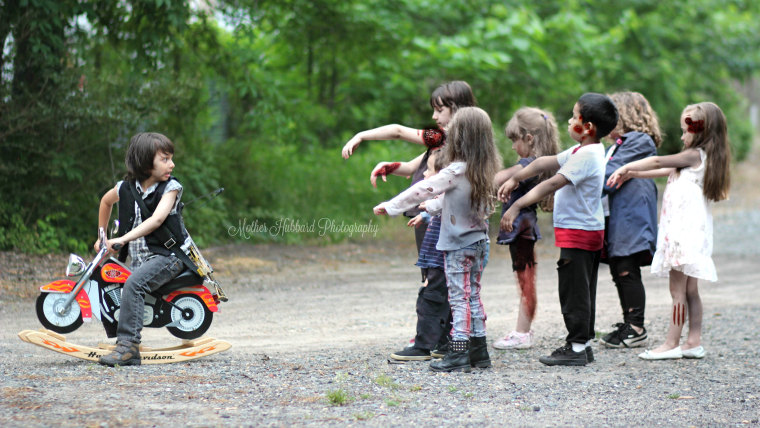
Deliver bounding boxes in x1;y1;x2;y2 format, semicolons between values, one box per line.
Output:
390;347;431;361
600;323;648;348
431;341;449;359
539;344;588;366
586;346;594;363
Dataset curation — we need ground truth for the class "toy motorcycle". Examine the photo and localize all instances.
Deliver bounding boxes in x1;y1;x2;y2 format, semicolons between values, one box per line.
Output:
36;227;225;340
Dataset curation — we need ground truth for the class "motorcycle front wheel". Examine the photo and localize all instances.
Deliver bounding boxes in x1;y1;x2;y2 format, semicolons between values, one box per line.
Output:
166;294;213;340
36;292;83;333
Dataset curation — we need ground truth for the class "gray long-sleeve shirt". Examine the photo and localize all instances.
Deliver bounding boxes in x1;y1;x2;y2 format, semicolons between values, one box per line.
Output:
382;162;488;251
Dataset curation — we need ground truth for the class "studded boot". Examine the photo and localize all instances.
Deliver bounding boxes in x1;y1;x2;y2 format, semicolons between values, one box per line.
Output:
99;340;141;367
429;339;471;372
469;336;492;368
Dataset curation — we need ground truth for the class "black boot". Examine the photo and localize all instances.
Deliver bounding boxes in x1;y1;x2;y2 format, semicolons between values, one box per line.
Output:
429;340;471;372
99;340;141;367
469;336;492;368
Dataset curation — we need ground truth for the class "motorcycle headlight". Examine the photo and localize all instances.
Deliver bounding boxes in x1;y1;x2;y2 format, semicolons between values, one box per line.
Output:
66;254;86;277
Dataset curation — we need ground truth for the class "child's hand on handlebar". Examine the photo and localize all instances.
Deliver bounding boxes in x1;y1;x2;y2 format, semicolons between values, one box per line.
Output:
105;239;125;253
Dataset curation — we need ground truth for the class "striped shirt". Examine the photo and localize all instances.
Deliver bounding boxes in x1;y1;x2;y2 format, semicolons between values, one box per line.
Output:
416;215;444;269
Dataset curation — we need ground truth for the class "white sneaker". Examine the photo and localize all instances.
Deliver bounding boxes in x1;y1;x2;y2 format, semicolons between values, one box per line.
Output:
493;331;533;350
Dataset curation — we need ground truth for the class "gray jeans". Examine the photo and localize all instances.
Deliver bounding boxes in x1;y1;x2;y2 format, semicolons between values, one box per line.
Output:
117;254;184;344
444;239;488;341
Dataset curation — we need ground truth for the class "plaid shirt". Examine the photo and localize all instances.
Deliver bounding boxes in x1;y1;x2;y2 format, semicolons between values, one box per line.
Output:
116;179;183;269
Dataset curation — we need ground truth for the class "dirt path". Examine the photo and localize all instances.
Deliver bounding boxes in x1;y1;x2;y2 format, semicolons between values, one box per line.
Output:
1;146;759;426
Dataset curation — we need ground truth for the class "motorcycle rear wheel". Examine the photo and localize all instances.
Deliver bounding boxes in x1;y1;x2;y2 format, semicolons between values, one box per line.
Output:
167;294;213;340
36;292;83;333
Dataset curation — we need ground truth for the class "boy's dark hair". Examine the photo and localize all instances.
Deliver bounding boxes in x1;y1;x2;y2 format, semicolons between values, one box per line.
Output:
578;93;619;138
430;81;477;112
125;132;174;181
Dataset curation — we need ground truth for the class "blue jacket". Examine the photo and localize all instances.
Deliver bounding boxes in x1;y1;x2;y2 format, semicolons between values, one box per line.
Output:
603;132;658;262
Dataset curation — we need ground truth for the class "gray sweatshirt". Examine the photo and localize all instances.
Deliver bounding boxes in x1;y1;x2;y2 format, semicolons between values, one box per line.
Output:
382;162;488;251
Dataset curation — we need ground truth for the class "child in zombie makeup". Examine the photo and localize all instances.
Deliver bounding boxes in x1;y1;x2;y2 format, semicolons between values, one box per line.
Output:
342;81;477;360
598;92;662;350
608;102;731;361
389;150;452;361
375;107;502;372
500;93;618;366
492;107;560;350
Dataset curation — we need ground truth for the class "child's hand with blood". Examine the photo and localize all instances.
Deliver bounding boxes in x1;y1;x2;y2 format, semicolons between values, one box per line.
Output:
370;162;401;188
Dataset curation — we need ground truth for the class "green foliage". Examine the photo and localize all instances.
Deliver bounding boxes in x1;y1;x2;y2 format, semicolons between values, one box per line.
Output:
325;388;351;406
1;0;759;253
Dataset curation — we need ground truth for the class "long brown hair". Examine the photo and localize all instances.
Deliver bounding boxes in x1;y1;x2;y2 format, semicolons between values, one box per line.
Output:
609;91;663;147
505;107;560;211
681;102;731;202
442;107;502;216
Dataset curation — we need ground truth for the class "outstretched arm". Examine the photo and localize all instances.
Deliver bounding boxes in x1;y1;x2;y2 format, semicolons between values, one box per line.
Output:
370;152;425;188
343;124;425;159
607;149;701;189
498;155;559;202
501;174;568;232
494;164;524;188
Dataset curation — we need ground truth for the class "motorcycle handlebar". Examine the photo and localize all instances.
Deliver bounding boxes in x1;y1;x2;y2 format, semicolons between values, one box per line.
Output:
112;243;122;251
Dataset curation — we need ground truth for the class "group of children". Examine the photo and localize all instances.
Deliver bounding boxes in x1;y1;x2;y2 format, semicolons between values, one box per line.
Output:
93;80;730;371
345;81;731;371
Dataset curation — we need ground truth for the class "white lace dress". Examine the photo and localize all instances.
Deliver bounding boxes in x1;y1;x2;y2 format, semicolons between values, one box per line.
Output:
651;148;717;281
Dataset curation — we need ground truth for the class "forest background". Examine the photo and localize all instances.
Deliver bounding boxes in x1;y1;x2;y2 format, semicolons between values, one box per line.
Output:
1;0;759;254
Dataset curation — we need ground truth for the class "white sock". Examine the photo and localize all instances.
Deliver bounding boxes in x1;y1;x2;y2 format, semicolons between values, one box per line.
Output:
585;340;592;348
571;342;586;353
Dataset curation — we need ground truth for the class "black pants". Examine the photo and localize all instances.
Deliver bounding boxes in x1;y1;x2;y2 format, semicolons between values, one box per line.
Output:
609;254;646;328
557;247;600;344
414;224;427;282
414;267;451;350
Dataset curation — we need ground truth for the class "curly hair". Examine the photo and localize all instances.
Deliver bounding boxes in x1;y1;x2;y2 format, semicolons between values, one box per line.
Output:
609;92;663;147
442;107;502;216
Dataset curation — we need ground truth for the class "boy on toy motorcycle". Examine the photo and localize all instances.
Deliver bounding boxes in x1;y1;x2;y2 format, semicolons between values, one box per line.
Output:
95;132;190;367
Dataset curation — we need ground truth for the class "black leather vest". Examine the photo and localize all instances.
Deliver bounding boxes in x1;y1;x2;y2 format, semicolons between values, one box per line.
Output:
116;178;188;262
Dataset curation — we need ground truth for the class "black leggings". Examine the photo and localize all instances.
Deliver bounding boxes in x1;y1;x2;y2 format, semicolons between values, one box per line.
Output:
608;254;647;328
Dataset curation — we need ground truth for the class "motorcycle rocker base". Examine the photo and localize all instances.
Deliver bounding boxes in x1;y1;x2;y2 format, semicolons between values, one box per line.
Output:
18;328;231;364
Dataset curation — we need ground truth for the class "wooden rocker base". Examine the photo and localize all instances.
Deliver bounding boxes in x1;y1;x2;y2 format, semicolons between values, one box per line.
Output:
18;328;231;364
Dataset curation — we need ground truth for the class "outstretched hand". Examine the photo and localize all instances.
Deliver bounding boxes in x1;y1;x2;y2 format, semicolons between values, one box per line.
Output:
407;214;424;228
373;203;388;215
606;167;631;189
497;178;518;203
500;206;518;233
370;162;401;188
342;136;362;159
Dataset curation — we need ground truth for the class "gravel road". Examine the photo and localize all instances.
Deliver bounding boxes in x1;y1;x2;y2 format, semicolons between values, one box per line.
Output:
2;150;759;427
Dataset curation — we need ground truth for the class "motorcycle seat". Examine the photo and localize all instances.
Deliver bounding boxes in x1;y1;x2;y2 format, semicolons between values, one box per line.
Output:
157;268;202;294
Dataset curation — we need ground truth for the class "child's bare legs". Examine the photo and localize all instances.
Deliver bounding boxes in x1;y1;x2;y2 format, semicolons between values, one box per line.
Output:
515;263;537;333
652;269;701;352
683;275;702;349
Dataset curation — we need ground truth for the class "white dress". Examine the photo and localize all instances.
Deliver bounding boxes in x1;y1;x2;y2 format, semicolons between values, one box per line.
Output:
651;148;717;281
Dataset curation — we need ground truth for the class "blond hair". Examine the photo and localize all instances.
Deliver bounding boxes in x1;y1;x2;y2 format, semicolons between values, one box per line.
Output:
505;107;560;211
681;102;731;202
609;92;663;147
442;107;502;216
